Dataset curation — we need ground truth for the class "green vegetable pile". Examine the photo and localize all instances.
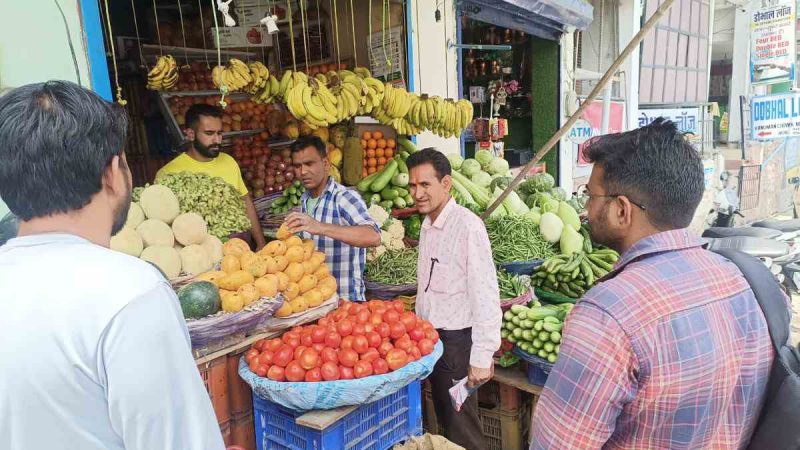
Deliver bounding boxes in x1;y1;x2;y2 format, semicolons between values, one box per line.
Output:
270;181;305;214
485;216;557;265
502;302;573;363
403;214;422;240
364;247;419;285
135;172;251;240
498;269;529;299
533;248;619;298
356;139;416;210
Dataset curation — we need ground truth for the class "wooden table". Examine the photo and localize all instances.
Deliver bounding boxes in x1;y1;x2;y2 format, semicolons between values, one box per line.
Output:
493;366;543;396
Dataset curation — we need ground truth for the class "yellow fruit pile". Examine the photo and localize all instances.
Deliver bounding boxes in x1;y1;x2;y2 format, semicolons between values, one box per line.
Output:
195;229;336;316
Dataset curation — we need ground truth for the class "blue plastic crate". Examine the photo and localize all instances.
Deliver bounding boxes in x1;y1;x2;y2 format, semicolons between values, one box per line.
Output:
253;380;423;450
512;346;554;387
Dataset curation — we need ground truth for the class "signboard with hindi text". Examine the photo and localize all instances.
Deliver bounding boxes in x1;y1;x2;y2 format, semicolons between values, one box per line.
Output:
750;0;796;85
638;107;703;149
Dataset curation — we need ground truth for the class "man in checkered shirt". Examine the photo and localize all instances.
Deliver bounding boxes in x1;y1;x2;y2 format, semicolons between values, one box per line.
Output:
285;136;381;302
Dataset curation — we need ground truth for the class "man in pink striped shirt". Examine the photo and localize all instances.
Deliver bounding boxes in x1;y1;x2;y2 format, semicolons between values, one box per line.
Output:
407;149;502;450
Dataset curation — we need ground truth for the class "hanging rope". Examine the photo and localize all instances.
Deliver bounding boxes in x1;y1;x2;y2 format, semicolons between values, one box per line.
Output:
397;0;407;86
331;0;341;68
177;0;191;67
317;0;324;65
152;0;163;56
348;0;357;67
300;0;310;70
101;0;127;105
198;0;210;68
386;0;393;72
287;0;298;71
382;0;390;74
97;0;112;57
258;0;266;63
130;0;148;70
210;0;227;107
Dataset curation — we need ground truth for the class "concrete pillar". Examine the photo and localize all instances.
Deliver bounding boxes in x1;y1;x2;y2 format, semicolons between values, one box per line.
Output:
727;4;751;144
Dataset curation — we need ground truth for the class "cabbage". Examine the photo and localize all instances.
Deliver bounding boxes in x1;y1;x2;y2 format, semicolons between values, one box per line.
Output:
447;154;464;170
487;157;510;175
529;191;552;208
489;176;512;192
475;150;493;168
471;171;492;188
542;198;560;214
524;208;541;224
551;187;567;201
461;159;482;177
531;172;555;192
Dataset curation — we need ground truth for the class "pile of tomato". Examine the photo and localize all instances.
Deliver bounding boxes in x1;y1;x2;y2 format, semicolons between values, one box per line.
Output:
245;299;439;382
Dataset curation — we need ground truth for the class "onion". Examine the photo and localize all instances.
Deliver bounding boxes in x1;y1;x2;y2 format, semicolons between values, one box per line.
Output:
257;155;269;165
271;154;283;162
277;162;286;171
252;179;266;189
276;184;284;191
254;189;265;197
268;160;279;170
265;176;276;186
266;186;276;194
281;148;291;159
275;174;286;184
285;171;295;181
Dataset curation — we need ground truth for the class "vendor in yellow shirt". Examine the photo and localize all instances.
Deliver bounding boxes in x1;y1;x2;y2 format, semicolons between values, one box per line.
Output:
157;104;266;249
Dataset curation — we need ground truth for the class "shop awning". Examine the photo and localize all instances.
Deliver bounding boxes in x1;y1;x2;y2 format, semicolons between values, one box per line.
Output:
458;0;593;41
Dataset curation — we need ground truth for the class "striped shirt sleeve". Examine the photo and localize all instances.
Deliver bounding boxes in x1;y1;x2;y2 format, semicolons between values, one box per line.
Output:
530;302;639;449
337;190;379;232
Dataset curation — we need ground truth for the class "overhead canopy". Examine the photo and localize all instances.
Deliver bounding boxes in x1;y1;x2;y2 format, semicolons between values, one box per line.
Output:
458;0;593;41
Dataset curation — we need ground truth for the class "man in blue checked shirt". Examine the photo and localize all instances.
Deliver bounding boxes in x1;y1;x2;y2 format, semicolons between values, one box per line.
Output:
285;136;381;301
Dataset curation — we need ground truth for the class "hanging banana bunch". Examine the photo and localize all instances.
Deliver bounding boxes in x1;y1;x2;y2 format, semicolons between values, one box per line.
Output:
211;58;253;93
285;74;342;130
147;55;179;91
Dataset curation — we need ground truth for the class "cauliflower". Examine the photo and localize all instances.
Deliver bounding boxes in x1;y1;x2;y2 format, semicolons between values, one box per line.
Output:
386;220;405;239
368;204;390;228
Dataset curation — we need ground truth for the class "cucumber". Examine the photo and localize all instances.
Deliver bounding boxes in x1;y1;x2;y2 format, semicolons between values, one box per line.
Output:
538;331;551;342
543;342;555;353
370;159;399;193
537;350;548;359
543;316;561;324
399;151;410;160
521;330;533;341
394;187;409;197
543;322;563;332
380;187;399;201
555;344;560;354
527;307;558;320
547;353;557;363
534;320;544;331
532;339;543;349
370;194;382;205
357;170;382;192
396;156;409;174
404;194;414;206
512;328;523;338
379;200;394;210
522;319;536;329
550;331;561;343
503;311;515;321
520;342;531;353
511;316;521;326
510;305;530;315
393;197;407;208
274;197;287;206
500;329;510;339
507;335;518;344
505;322;516;331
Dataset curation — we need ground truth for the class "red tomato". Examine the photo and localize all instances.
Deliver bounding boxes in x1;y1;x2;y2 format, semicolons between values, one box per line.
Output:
366;331;382;348
340;301;354;314
364;323;375;334
383;309;400;324
337;319;354;337
400;312;418;332
368;313;383;327
340;335;355;350
248;360;260;373
319;317;331;328
392;300;405;313
305;367;323;382
273;346;294;368
255;364;269;377
324;332;342;348
367;299;384;312
252;339;266;351
311;326;327;344
321;362;340;381
378;341;394;357
321;347;339;364
389;322;407;340
293;345;307;361
285;336;301;349
338;349;359;368
267;365;285;381
350;304;366;317
245;348;261;364
372;358;389;375
360;348;380;363
410;346;422;361
352;323;366;336
425;329;440;344
312;343;326;353
285;361;306;382
386;349;409;371
356;309;371;324
300;333;314;347
352;335;370;354
353;360;374;378
395;337;414;354
257;351;274;366
282;331;300;344
340;366;355;380
420;320;434;332
299;348;320;370
407;328;425;342
332;310;348;322
418;338;434;356
265;338;283;352
376;322;391;339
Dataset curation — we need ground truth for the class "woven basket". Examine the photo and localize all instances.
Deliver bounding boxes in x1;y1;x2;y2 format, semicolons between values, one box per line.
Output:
500;290;533;311
364;281;417;300
185;295;285;348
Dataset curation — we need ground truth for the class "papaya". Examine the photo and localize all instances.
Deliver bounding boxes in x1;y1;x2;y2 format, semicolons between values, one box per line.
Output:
285;262;305;283
273;255;290;272
221;293;245;313
284;282;300;300
313;264;330;279
262;240;287;257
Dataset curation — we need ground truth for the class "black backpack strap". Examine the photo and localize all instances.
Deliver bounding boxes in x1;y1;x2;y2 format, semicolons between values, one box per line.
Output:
712;248;790;350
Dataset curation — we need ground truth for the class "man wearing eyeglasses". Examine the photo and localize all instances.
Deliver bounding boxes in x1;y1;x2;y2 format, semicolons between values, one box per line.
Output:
407;149;501;450
530;119;774;449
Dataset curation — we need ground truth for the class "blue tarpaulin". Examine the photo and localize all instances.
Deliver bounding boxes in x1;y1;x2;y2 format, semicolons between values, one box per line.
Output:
458;0;593;41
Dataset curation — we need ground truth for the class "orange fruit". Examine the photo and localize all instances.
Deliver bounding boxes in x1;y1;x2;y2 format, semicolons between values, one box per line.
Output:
367;139;377;149
377;157;387;165
368;166;377;174
362;158;368;167
385;149;394;158
372;131;384;140
377;139;387;149
367;157;378;167
375;148;385;158
362;168;368;178
366;149;376;158
386;139;396;148
360;139;367;148
362;131;373;140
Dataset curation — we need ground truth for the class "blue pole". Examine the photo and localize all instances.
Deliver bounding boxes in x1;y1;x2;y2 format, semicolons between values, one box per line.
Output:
79;0;112;101
456;6;465;157
406;1;417;145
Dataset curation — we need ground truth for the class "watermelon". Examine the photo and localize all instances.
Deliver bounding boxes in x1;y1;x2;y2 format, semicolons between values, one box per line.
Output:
178;281;221;319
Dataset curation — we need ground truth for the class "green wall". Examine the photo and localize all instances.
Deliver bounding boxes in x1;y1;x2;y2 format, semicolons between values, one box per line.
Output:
530;38;559;179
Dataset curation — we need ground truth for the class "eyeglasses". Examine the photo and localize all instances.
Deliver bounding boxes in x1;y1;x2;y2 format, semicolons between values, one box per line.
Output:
574;184;647;211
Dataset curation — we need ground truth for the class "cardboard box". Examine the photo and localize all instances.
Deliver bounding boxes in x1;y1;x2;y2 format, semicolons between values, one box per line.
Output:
209;26;274;48
234;4;272;26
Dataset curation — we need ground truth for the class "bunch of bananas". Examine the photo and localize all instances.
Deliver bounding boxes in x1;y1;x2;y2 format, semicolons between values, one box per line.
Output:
285;74;341;130
245;61;270;94
251;74;280;104
427;99;473;138
380;84;414;119
406;94;445;130
146;55;179;91
211;58;253;93
330;70;367;122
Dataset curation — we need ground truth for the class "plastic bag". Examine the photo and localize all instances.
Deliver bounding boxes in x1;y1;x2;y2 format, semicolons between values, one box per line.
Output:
240;341;443;411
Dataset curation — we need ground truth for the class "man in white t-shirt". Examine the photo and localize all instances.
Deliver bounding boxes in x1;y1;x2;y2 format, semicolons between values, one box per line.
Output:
0;81;224;450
